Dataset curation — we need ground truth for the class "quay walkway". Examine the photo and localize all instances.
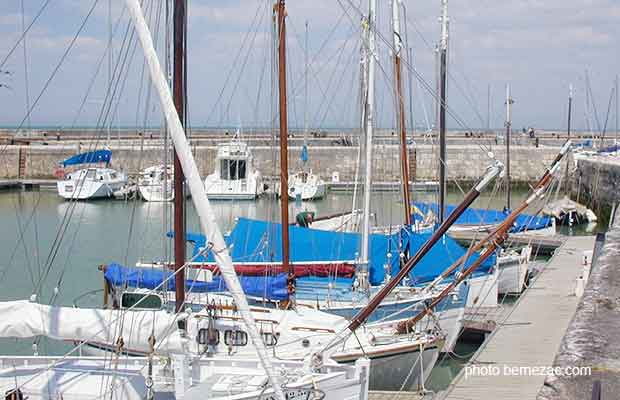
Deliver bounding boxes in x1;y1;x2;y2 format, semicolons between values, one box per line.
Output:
441;235;596;400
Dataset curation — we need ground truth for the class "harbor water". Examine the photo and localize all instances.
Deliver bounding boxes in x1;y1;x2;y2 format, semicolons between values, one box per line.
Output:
0;187;592;391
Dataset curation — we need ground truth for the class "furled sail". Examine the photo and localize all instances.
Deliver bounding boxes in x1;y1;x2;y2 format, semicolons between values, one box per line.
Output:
0;300;183;353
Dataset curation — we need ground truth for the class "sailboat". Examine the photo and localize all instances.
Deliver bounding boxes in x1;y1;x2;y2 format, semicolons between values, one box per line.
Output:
138;164;174;201
56;149;128;200
0;1;371;399
287;22;327;201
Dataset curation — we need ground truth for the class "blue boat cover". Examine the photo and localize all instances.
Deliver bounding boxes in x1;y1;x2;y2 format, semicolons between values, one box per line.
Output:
176;217;495;287
300;145;309;163
61;150;112;167
599;144;620;154
104;263;289;300
412;202;552;233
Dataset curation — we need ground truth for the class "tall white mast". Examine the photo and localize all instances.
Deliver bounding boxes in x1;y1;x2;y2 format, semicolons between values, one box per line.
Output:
122;1;285;399
505;84;514;209
360;0;377;278
438;0;449;222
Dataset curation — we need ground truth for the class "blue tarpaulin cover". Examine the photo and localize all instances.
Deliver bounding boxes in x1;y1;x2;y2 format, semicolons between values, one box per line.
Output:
412;201;552;233
300;145;309;163
104;263;289;300
599;144;620;154
61;150;112;167
175;217;495;288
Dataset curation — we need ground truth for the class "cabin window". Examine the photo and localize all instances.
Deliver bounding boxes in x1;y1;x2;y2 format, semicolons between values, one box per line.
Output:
120;292;163;310
262;332;278;347
197;328;219;346
109;172;117;180
220;160;247;180
85;170;96;179
224;330;248;346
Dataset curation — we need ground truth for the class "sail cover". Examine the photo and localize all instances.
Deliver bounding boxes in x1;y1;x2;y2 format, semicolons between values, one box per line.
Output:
105;263;289;301
412;201;553;232
0;300;182;353
61;149;112;167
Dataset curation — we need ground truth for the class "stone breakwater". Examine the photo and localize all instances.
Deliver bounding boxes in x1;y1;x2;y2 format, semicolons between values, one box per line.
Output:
573;156;620;212
1;143;568;184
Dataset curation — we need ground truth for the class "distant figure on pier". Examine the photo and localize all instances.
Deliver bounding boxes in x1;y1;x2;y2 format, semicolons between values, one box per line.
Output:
296;211;315;228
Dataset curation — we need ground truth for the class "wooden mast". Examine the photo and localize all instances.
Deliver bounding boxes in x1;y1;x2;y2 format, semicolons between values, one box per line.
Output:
505;84;514;210
438;0;448;223
392;0;411;225
173;0;186;313
276;0;293;301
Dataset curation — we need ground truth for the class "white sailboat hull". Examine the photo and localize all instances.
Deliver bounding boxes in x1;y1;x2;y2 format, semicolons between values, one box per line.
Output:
287;172;327;201
57;170;127;200
138;183;174;202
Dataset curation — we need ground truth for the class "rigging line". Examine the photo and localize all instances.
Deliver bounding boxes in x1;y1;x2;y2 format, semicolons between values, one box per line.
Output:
0;193;42;284
585;71;602;135
203;0;265;126
315;29;360;129
9;195;37;288
70;5;127;128
20;0;32;130
281;1;358;118
402;7;488;131
599;86;615;148
221;4;268;127
37;3;146;297
0;0;101;158
0;0;52;70
337;0;496;159
14;0;101;135
298;22;357;128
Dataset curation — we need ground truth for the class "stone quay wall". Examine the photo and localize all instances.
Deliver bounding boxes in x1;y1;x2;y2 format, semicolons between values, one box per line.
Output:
573;156;620;211
0;143;566;184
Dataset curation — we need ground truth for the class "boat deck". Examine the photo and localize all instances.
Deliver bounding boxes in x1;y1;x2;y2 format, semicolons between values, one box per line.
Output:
441;235;595;400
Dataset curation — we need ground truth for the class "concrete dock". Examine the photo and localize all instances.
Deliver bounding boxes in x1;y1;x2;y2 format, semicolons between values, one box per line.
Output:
441;235;595;400
538;208;620;399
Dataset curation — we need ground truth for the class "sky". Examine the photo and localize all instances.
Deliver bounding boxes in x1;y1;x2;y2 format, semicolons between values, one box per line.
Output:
0;0;618;131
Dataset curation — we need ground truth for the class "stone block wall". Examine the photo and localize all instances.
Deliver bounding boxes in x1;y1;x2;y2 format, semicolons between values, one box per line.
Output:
0;142;566;184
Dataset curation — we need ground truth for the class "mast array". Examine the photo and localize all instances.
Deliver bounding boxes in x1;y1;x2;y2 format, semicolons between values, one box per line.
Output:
438;0;449;223
391;0;412;226
173;0;186;313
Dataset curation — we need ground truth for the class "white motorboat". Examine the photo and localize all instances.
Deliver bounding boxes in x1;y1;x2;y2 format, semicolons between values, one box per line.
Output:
138;164;174;202
288;170;327;200
204;138;264;200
